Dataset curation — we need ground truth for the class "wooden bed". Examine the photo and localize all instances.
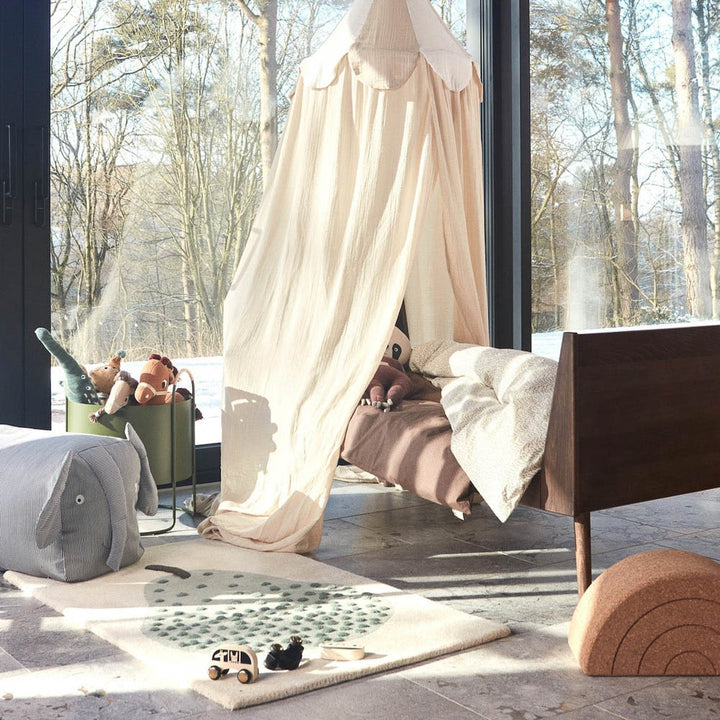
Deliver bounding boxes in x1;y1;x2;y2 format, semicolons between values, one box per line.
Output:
521;324;720;596
343;323;720;597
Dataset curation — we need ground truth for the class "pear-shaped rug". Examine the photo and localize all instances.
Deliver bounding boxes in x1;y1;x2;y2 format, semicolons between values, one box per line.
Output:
4;538;508;710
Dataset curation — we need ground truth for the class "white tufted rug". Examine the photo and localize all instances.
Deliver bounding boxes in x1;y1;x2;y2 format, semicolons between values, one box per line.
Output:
5;538;509;710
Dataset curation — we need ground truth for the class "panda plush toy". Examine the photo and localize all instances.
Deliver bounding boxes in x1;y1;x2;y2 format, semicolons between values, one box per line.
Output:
361;327;412;412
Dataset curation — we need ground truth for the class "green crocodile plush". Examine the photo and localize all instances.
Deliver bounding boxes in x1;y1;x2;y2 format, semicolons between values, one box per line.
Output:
35;328;100;405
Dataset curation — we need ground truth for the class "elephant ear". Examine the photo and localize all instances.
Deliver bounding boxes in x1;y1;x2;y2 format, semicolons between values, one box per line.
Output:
124;423;158;516
36;452;74;549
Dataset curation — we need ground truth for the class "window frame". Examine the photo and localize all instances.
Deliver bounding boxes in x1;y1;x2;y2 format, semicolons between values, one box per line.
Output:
8;0;528;482
0;0;52;430
468;0;531;350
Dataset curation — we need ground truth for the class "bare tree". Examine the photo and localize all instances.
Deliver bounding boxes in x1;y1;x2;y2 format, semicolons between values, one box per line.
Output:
696;0;720;317
673;0;712;317
605;0;639;322
50;0;469;359
233;0;278;186
110;0;264;355
51;0;142;357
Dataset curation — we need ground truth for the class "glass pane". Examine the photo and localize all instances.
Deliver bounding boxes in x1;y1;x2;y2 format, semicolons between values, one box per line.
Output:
50;0;465;440
530;0;720;358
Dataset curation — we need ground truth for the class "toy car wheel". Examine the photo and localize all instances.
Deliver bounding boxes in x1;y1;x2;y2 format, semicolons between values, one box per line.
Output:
208;665;222;680
237;669;253;683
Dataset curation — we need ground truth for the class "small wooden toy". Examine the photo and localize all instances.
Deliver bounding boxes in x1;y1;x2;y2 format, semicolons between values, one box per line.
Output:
208;644;258;683
319;644;365;661
264;636;304;670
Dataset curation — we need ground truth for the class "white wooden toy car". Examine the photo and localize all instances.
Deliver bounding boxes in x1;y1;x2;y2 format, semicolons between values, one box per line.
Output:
208;644;258;683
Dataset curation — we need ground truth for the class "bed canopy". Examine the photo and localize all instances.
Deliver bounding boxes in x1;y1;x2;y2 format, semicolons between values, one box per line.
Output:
198;0;489;552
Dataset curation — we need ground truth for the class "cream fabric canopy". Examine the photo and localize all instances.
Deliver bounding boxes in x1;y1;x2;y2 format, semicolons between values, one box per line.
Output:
198;0;489;552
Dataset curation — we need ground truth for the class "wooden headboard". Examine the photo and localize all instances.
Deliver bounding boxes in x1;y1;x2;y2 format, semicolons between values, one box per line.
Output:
520;324;720;594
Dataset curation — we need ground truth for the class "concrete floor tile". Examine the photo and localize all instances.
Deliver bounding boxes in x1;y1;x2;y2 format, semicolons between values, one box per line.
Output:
596;676;720;719
308;518;408;561
585;543;675;577
324;480;430;520
323;541;576;628
346;504;501;548
551;706;628;718
654;527;720;561
0;579;41;608
322;537;532;590
186;672;490;720
600;495;720;534
444;507;577;563
0;656;214;719
400;624;667;720
449;505;682;568
330;486;462;533
0;607;122;670
0;648;24;675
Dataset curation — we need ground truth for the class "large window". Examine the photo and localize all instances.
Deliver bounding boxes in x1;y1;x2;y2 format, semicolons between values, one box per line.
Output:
49;0;466;443
530;0;720;356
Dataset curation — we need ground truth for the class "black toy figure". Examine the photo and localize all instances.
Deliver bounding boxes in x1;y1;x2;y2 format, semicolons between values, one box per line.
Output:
264;635;304;671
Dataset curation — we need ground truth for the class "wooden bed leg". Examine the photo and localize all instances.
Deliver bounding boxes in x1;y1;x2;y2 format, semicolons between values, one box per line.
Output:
574;513;592;598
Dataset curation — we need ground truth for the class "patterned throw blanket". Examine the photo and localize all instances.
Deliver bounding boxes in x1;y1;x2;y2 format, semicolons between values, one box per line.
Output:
409;341;558;522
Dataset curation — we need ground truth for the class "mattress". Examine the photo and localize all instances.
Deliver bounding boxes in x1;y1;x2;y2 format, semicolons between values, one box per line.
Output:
340;397;477;515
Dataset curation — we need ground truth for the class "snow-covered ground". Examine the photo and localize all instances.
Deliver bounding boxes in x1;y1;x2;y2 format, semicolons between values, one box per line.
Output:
51;356;222;445
52;334;565;445
531;331;563;360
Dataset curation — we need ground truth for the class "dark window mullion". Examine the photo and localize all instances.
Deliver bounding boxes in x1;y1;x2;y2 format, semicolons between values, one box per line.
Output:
23;0;51;429
468;0;531;351
0;0;29;426
0;0;51;429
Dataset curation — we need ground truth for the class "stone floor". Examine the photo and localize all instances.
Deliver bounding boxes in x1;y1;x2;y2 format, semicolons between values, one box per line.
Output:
1;480;720;719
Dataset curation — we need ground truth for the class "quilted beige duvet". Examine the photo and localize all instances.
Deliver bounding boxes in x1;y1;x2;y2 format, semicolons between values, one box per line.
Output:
410;341;558;522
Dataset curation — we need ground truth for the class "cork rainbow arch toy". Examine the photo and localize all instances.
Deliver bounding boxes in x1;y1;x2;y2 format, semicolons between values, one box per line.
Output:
569;549;720;676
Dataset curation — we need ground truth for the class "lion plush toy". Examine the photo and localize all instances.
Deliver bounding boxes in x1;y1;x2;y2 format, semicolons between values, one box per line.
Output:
88;350;126;397
361;327;412;412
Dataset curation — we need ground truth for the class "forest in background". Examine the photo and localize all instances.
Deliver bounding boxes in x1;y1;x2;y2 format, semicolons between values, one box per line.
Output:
51;0;719;363
50;0;464;362
531;0;720;332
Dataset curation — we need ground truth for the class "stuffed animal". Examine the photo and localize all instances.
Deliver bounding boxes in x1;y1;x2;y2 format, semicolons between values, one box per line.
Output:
87;350;126;397
135;353;185;406
362;356;412;411
385;325;411;365
264;636;304;671
361;327;412;411
89;370;139;423
35;328;100;405
0;423;157;582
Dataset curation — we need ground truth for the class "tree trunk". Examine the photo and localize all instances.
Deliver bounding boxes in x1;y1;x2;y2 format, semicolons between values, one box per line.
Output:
233;0;278;188
696;0;720;318
606;0;638;323
673;0;711;318
549;187;561;328
257;1;278;187
181;264;195;357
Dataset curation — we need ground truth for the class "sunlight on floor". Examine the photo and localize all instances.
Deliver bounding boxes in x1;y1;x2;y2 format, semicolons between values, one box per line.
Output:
0;659;186;700
392;568;578;585
430;548;571;559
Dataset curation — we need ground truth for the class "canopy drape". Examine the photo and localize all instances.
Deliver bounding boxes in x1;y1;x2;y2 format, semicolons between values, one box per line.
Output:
198;0;488;552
